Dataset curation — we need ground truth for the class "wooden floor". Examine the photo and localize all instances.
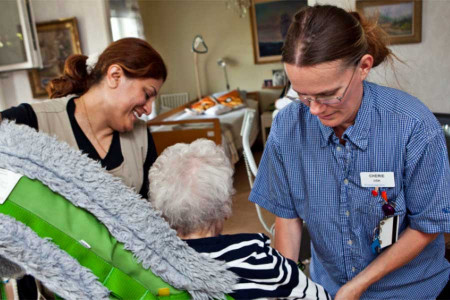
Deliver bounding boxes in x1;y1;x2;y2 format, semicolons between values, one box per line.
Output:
222;150;275;236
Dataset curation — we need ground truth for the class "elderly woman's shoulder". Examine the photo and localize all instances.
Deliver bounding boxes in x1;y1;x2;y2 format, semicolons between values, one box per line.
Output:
218;233;271;246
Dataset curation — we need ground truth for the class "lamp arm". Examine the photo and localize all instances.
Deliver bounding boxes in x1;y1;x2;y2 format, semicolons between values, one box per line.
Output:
193;52;202;100
223;67;230;90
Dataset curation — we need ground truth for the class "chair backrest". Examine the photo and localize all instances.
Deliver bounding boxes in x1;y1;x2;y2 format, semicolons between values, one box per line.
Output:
159;93;189;114
434;113;450;162
241;110;314;263
241;109;275;236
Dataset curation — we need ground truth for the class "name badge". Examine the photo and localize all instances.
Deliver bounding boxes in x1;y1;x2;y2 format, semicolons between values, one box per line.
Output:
379;215;399;249
0;168;23;204
360;172;395;188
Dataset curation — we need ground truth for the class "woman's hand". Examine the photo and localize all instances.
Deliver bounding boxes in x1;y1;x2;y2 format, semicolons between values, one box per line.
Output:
334;280;365;300
334;228;438;300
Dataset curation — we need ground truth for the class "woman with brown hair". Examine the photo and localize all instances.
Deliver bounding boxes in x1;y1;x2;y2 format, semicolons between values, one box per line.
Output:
1;37;166;299
250;4;450;300
1;37;166;200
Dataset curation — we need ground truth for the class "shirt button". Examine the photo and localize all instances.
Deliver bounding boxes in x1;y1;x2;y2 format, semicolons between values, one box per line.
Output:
345;210;350;216
348;239;353;245
337;146;342;151
352;267;356;272
344;179;349;185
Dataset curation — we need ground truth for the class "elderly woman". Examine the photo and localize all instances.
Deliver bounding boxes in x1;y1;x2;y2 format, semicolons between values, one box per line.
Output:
149;139;330;299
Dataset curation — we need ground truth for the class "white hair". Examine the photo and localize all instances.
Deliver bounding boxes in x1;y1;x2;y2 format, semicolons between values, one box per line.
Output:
149;139;234;236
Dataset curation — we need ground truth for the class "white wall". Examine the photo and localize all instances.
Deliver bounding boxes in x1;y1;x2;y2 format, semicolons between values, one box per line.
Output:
368;1;450;113
0;79;4;111
0;0;111;110
139;0;287;112
140;0;450;113
313;1;450;113
1;0;449;114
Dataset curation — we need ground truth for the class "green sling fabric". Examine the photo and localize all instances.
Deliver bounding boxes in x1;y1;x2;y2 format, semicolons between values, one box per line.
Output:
0;176;193;300
0;282;6;300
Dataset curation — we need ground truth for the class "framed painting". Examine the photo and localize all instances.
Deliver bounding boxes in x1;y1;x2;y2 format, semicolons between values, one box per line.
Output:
28;17;82;98
250;0;307;64
356;0;422;45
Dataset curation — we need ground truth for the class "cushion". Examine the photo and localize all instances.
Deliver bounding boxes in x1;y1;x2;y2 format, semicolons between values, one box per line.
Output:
189;96;217;113
214;90;246;110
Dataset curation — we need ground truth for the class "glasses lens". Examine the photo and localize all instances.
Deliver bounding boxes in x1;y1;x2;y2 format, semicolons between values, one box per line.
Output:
289;93;344;106
318;97;341;105
298;97;341;106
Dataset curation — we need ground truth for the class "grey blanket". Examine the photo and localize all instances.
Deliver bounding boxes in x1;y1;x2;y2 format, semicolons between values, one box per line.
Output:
0;120;236;300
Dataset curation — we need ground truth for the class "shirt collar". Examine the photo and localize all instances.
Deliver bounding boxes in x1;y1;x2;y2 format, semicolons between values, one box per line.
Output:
318;120;335;147
318;81;372;150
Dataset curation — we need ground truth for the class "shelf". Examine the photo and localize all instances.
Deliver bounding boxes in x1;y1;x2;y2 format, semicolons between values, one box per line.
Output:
260;111;273;145
262;85;284;90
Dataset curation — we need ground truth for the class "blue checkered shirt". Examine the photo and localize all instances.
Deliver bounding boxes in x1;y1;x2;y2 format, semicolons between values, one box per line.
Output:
250;81;450;299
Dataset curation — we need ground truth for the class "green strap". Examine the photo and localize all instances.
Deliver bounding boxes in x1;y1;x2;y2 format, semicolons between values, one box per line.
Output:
1;282;6;300
0;200;156;300
0;177;191;300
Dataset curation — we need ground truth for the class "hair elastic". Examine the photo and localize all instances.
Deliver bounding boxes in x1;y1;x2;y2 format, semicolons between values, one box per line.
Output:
86;53;100;75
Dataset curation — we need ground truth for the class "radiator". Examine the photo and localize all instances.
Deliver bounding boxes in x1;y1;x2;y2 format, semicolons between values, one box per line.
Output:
159;92;189;112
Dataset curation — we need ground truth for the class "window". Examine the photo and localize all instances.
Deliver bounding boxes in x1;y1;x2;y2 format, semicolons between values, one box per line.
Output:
109;0;145;41
0;0;42;72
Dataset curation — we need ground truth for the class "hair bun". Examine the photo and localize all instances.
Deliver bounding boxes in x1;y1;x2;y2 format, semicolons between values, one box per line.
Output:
47;54;89;98
349;11;362;23
353;11;393;67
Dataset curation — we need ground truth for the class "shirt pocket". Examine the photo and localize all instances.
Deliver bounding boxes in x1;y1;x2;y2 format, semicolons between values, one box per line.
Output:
384;187;407;233
385;187;407;215
352;186;407;238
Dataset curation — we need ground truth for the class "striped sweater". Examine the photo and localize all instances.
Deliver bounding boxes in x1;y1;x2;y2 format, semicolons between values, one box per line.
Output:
185;233;331;299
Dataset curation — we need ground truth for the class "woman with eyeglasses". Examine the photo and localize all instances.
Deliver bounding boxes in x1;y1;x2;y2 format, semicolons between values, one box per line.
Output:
250;5;449;300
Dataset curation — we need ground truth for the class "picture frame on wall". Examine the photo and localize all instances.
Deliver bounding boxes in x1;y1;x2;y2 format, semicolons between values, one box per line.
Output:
272;69;286;86
28;17;82;98
356;0;422;45
250;0;307;64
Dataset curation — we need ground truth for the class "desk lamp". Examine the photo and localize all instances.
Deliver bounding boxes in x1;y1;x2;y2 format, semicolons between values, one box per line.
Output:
217;58;230;91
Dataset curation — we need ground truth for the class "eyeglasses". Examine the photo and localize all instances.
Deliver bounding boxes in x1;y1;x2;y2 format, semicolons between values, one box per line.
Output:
285;65;358;106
